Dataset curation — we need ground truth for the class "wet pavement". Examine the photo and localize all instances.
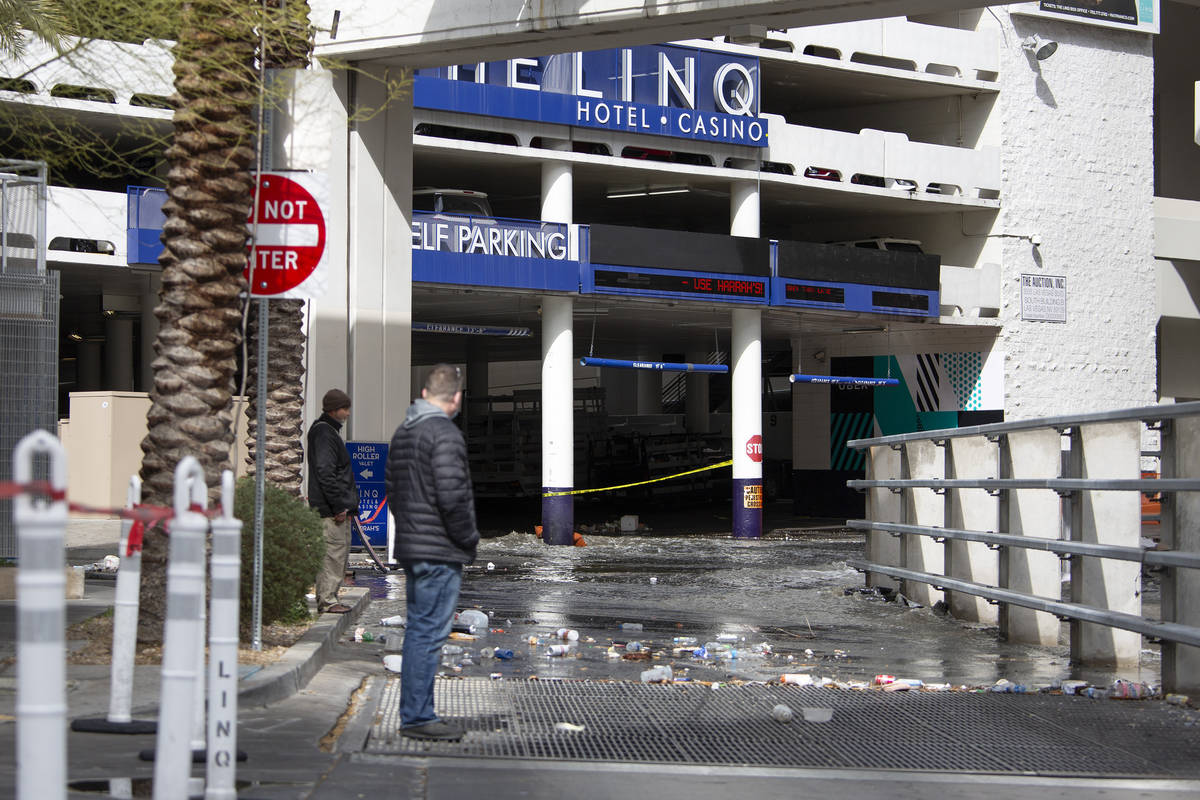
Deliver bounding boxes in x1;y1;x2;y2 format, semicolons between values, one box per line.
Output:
347;527;1163;691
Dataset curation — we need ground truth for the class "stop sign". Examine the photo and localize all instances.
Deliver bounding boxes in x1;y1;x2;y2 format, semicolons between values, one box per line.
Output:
746;434;763;462
246;174;326;296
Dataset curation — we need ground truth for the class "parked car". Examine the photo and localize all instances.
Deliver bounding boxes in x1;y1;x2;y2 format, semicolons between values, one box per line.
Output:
413;187;494;217
803;165;841;181
830;237;924;253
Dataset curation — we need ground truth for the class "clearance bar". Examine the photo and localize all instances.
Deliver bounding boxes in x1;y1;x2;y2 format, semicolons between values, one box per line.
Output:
791;374;899;387
581;357;729;373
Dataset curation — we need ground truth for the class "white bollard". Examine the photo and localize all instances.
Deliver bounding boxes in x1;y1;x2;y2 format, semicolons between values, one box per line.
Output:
110;475;145;724
206;470;242;800
153;457;208;800
15;430;69;800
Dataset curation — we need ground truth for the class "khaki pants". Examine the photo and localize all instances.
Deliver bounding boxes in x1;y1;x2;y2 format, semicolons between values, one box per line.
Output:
316;515;351;610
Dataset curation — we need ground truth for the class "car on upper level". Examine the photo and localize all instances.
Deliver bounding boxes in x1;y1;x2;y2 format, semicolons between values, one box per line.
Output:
830;237;924;253
413;188;494;218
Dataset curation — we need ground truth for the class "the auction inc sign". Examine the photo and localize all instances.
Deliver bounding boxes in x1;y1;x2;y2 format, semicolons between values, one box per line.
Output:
414;44;764;147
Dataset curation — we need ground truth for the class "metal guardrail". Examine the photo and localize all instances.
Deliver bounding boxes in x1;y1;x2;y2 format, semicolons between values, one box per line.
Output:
846;559;1200;650
846;399;1200;450
845;400;1200;692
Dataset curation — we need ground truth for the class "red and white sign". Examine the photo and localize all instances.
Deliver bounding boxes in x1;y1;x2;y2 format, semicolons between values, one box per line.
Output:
246;172;327;298
745;434;763;462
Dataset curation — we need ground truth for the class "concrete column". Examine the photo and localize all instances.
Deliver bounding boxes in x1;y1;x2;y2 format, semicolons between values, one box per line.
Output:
541;160;572;224
635;346;661;414
1000;429;1062;646
865;444;900;590
1071;421;1142;667
684;349;710;434
541;295;574;545
297;67;355;435
945;436;998;623
602;368;637;416
790;342;830;471
139;271;160;393
731;307;761;538
729;179;761;538
77;340;102;391
345;65;412;442
465;340;488;401
1165;415;1200;693
901;439;945;608
104;317;134;392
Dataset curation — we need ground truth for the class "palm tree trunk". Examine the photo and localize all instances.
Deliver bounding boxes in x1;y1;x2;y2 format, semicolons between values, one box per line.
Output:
138;0;257;642
245;298;306;495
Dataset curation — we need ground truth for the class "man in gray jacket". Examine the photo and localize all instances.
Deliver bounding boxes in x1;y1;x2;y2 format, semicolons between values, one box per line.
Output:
385;364;479;741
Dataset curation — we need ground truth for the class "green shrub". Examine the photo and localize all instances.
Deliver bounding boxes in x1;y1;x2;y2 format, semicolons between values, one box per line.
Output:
233;477;323;631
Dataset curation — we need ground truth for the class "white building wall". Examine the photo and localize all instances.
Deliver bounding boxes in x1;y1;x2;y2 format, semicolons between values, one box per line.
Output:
995;11;1156;418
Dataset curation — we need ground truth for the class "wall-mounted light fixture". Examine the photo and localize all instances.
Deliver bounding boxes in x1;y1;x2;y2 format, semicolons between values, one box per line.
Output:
1021;34;1058;61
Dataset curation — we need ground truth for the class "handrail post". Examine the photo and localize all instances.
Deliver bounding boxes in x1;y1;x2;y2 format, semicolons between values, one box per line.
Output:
1071;421;1142;667
1164;415;1200;693
903;439;943;607
1000;429;1062;645
865;444;901;589
945;435;997;623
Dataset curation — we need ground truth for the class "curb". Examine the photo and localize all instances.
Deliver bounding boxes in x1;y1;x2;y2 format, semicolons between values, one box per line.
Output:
237;586;369;708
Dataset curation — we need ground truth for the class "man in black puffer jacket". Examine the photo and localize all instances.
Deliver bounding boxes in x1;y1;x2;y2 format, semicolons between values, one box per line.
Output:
306;389;359;614
385;364;479;742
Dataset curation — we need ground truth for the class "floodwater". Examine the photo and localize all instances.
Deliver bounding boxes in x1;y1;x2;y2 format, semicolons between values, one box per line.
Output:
353;529;1161;689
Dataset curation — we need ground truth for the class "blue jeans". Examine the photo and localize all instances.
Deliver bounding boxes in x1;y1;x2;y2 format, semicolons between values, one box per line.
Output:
400;561;462;727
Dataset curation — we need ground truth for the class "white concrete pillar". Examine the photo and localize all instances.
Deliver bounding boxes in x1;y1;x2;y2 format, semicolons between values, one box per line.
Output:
866;444;901;590
602;368;638;416
684;349;710;434
902;439;945;608
1072;421;1142;667
297;67;354;436
541;160;573;225
465;340;488;401
729;179;761;538
1166;415;1200;693
731;307;762;538
791;342;830;471
635;354;661;415
346;65;412;441
1001;428;1062;646
945;436;998;623
105;317;134;391
541;296;574;545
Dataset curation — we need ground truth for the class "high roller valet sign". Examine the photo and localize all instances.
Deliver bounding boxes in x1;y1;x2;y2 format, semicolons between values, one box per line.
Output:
245;171;329;299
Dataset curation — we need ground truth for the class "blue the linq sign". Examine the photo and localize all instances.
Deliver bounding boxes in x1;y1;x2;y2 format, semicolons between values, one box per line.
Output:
414;44;764;147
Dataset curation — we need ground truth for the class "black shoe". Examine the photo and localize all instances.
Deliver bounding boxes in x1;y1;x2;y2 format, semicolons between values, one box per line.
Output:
401;720;463;741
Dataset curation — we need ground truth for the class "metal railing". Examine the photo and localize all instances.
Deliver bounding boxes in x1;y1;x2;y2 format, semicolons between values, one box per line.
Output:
845;401;1200;693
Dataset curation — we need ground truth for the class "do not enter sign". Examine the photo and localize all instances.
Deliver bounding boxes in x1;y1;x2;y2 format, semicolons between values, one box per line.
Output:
246;173;327;297
746;434;763;462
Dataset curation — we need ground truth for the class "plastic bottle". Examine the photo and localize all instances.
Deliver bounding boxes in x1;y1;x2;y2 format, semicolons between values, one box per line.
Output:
672;636;698;646
780;673;813;686
380;615;406;627
480;647;494;659
771;704;794;723
442;645;464;655
619;622;644;632
547;644;571;656
640;665;673;683
556;628;580;641
493;649;514;660
716;633;739;643
625;641;643;652
382;654;403;673
360;631;374;643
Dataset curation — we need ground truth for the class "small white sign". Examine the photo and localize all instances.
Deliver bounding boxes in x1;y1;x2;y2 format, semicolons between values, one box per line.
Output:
1020;273;1067;322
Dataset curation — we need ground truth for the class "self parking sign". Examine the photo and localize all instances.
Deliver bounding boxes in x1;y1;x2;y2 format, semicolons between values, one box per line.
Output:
346;441;389;548
246;172;328;299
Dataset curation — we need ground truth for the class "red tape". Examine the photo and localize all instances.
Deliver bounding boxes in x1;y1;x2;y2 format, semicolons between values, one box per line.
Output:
0;480;227;554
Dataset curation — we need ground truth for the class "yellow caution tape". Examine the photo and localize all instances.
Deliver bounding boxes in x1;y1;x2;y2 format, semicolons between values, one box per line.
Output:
542;459;733;497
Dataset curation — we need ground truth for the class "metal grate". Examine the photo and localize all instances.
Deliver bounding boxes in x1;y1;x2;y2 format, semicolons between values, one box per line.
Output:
0;272;60;558
368;678;1200;776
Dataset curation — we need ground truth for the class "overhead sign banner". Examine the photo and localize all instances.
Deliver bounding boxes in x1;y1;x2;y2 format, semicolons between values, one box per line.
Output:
1032;0;1159;34
246;171;328;299
414;43;764;147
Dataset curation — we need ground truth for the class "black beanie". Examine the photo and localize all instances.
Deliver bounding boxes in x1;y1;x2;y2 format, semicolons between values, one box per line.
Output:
322;388;351;413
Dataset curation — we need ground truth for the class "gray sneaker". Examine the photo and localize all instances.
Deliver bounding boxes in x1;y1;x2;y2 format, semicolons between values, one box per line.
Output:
401;720;463;741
